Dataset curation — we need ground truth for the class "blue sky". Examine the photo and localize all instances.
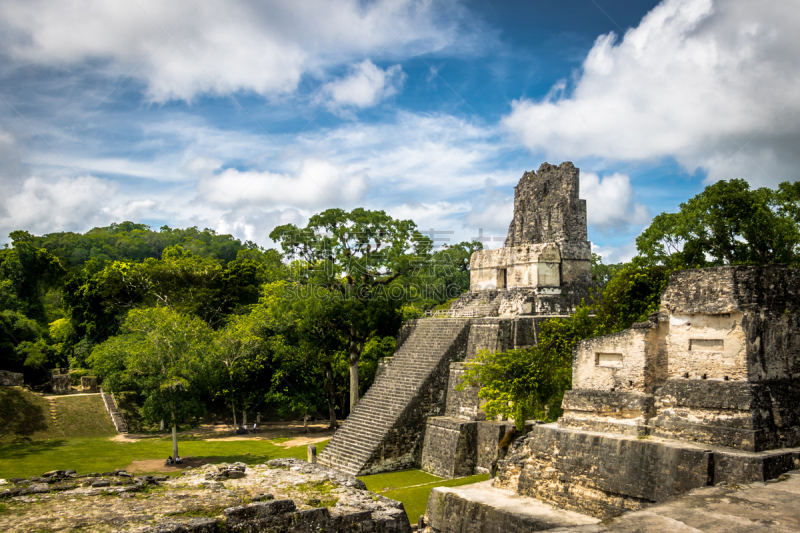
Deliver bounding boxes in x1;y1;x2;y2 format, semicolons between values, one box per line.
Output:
0;0;798;262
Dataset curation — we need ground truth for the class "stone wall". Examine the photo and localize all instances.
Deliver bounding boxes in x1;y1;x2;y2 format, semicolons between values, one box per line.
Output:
443;363;483;420
0;369;23;386
476;420;518;474
469;243;561;291
649;379;800;451
505;162;588;247
572;317;667;393
420;417;477;478
492;423;800;519
80;376;98;393
494;424;713;518
50;374;71;394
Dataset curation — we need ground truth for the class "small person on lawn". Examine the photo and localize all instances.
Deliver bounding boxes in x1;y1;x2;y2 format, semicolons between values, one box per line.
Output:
175;456;182;465
253;422;257;434
165;456;173;466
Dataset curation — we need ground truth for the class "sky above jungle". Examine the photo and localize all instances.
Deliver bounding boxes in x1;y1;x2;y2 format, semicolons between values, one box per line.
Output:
1;0;798;262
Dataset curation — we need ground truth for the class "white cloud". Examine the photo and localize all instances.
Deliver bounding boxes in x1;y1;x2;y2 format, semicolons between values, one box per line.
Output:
196;159;369;210
502;0;800;186
592;241;639;265
0;175;118;236
320;60;405;113
581;172;650;231
0;0;470;102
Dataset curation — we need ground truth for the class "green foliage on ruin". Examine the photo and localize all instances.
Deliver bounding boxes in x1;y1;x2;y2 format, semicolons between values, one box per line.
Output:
462;263;672;429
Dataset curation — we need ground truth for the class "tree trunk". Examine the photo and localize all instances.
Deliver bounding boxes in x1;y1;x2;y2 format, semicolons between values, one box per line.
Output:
303;413;308;433
172;425;179;460
243;410;247;426
324;363;338;429
231;404;237;427
348;326;363;412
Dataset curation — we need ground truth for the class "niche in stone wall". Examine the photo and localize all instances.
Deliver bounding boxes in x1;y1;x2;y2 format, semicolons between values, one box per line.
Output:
690;339;724;351
595;352;623;368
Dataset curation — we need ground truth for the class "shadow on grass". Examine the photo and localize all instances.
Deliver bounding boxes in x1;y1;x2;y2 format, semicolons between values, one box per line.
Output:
0;439;67;459
0;388;49;438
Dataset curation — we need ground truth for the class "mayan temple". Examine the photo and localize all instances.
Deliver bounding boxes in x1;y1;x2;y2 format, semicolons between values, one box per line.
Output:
320;161;800;532
318;162;594;476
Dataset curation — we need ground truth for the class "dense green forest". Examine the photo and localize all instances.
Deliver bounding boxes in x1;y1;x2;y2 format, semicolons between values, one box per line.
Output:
0;211;478;435
1;178;797;440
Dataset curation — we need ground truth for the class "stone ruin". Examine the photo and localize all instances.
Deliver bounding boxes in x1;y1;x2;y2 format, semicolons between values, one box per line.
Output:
81;375;98;393
320;161;800;531
50;368;72;394
0;369;23;386
0;458;411;532
319;163;592;477
421;264;800;529
459;161;592;317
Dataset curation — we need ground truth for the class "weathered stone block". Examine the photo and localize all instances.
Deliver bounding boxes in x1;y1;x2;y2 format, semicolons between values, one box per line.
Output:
495;424;713;518
0;369;23;386
426;481;600;533
50;373;71;394
421;417;477;478
476;421;516;474
81;376;97;392
444;363;483;421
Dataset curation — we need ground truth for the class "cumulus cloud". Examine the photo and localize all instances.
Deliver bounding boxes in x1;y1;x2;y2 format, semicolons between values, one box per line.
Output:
592;241;639;265
196;159;369;210
0;175;118;236
0;0;469;102
320;60;405;114
502;0;800;186
581;172;650;231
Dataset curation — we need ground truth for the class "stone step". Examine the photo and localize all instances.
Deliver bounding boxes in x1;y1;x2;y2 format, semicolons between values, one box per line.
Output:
319;318;470;475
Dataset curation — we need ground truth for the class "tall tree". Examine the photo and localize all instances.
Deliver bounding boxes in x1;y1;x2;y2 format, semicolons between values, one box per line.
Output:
270;208;431;411
209;313;268;427
89;307;211;459
636;179;800;269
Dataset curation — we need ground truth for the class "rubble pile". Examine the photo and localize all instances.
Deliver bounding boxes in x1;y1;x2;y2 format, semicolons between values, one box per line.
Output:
0;458;411;532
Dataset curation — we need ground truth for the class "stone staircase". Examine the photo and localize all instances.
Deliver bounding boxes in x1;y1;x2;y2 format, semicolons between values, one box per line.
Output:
319;318;471;476
100;390;128;433
449;290;502;317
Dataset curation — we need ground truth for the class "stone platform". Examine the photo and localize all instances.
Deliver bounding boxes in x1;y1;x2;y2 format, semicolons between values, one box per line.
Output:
425;469;800;532
493;423;800;519
426;480;599;532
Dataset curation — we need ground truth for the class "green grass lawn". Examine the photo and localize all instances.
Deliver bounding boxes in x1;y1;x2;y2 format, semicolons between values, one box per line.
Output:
359;470;489;524
0;435;329;479
0;387;117;442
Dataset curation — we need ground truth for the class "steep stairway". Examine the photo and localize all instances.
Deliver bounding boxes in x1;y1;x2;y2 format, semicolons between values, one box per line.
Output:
319;318;471;476
449;290;502;317
100;390;128;433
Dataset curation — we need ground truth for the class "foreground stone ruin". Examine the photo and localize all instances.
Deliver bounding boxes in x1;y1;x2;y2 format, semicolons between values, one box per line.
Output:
0;458;411;532
422;264;800;531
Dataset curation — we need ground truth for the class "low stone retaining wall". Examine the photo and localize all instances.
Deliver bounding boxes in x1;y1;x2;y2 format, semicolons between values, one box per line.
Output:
0;369;23;386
